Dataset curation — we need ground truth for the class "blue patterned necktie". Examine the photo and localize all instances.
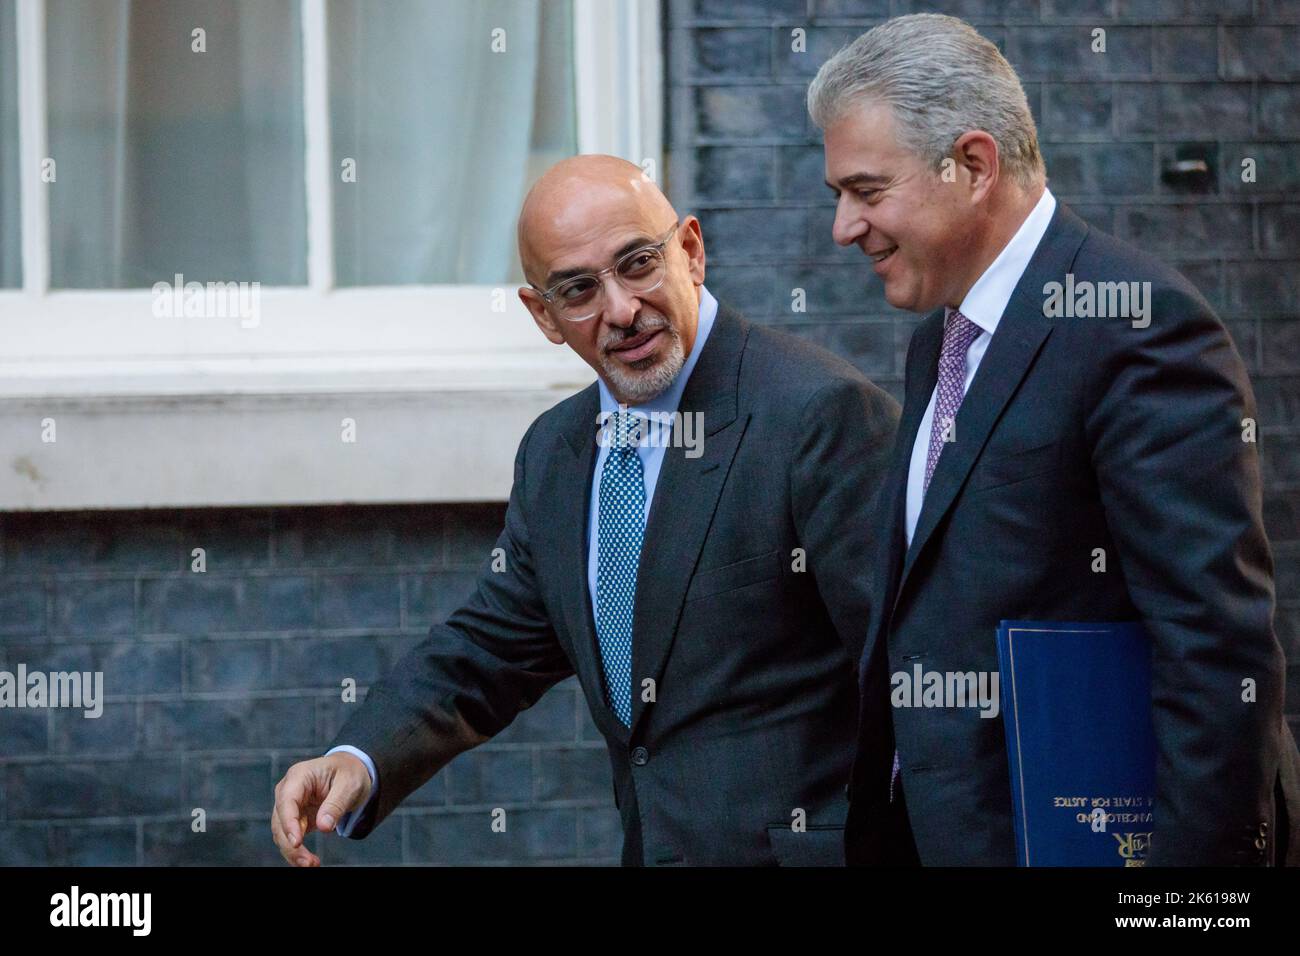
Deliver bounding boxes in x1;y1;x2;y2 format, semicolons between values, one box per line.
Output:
595;410;646;726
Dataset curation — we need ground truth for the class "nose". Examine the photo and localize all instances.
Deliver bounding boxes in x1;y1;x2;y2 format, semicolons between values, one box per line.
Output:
601;275;641;329
831;195;868;248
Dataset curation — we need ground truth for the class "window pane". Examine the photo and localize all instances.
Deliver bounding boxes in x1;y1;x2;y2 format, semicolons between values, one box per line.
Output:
0;0;19;287
330;0;576;286
45;0;305;288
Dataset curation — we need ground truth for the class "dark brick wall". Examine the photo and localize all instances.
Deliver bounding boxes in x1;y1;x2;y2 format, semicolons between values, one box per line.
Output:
0;507;620;865
664;0;1299;737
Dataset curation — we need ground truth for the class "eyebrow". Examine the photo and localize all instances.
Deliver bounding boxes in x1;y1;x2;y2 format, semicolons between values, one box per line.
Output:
544;234;660;287
825;172;891;192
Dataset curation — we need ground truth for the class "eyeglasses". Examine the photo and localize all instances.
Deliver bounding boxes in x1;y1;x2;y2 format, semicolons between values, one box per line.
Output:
531;221;680;322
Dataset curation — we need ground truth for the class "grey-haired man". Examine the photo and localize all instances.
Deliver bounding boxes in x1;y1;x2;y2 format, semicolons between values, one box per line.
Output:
811;13;1300;866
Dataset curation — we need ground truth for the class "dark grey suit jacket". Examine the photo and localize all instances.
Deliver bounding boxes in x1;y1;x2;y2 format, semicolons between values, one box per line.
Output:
331;302;901;865
846;202;1300;866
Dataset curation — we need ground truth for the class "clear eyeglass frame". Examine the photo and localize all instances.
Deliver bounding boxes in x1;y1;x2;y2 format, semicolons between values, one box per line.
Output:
531;221;681;322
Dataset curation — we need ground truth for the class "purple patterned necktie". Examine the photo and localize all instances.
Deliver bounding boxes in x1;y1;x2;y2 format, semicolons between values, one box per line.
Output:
923;309;984;493
890;309;984;804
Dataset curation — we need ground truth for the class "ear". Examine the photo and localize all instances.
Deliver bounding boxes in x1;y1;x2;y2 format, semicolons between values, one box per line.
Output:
518;287;566;345
951;130;1000;204
678;215;707;286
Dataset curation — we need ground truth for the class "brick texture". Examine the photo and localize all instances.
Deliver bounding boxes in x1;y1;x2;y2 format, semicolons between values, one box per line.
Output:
0;506;614;865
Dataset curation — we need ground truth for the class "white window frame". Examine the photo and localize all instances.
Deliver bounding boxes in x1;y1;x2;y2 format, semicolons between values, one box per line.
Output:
0;0;663;510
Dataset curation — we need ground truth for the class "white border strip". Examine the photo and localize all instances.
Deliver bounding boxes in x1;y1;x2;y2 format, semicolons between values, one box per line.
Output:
15;0;48;295
301;0;334;293
573;0;662;166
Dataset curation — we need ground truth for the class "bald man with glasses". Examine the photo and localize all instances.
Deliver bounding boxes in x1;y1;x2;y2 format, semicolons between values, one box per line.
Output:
271;155;900;867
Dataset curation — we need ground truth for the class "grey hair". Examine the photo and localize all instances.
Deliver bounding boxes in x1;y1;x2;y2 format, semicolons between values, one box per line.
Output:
807;14;1045;191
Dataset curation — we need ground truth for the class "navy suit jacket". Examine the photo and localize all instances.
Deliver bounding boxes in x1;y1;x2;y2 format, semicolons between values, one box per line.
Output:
847;202;1300;866
331;303;901;864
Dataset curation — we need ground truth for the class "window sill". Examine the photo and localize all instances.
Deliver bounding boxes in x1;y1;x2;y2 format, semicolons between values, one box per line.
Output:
0;289;594;510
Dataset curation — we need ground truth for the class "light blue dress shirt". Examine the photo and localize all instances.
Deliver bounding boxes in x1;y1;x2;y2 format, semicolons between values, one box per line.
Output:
326;286;718;839
586;285;717;613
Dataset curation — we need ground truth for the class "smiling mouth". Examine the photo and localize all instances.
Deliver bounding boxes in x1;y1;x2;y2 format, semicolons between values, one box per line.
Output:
608;327;664;363
870;245;898;263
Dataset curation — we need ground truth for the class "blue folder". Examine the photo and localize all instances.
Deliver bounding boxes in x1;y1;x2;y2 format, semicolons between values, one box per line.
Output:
996;620;1156;866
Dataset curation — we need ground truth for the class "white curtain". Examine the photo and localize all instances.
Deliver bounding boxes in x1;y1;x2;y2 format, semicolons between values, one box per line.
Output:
45;0;306;288
330;0;573;286
32;0;572;289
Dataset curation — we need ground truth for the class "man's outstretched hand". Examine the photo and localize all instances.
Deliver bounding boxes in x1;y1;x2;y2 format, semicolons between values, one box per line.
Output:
271;752;372;867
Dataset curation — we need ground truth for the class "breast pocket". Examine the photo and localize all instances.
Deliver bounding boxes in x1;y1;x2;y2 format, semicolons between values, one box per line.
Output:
685;548;781;603
971;440;1060;492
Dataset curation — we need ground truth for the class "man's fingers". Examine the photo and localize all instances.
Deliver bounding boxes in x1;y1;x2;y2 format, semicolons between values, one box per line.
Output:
270;806;302;865
271;755;369;864
275;794;301;848
315;770;369;833
290;835;319;867
274;769;315;849
271;801;320;867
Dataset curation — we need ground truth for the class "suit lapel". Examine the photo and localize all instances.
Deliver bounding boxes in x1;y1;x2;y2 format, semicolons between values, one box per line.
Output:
860;312;943;689
889;202;1089;622
554;384;630;741
628;305;750;737
552;305;752;741
888;313;945;550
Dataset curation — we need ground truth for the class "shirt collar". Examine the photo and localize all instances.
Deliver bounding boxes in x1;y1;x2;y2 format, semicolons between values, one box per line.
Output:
598;285;718;417
946;187;1057;336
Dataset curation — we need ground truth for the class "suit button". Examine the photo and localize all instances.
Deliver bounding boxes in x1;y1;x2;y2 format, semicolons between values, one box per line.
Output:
1260;822;1269;835
1254;836;1267;851
631;746;649;766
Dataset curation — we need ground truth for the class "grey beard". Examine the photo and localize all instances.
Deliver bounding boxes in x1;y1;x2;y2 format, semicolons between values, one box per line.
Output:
600;327;686;404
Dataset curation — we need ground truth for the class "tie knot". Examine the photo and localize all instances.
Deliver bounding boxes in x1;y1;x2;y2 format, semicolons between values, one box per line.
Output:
607;410;644;450
941;310;982;357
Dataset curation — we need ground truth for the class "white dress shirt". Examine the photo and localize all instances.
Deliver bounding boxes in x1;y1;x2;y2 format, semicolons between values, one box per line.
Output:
903;188;1057;547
